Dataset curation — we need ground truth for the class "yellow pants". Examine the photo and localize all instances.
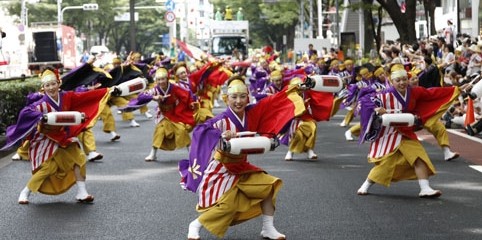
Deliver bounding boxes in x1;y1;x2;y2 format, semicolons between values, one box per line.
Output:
197;172;282;238
424;120;450;147
367;139;436;187
289;120;317;153
152;119;192;150
343;108;355;125
348;123;361;137
78;128;97;154
16;140;30;160
109;96;134;121
99;105;116;133
28;143;86;195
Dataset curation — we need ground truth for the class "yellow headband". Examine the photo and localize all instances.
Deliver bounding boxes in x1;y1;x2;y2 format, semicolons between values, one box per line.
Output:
227;79;248;94
374;68;385;77
40;70;58;85
270;70;282;81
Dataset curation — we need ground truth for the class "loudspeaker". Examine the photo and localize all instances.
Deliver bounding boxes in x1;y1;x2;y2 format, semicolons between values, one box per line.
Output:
33;31;59;62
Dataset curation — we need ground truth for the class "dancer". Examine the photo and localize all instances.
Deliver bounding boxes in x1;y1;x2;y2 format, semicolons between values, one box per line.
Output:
142;68;196;161
1;69;110;204
356;64;459;197
179;76;306;239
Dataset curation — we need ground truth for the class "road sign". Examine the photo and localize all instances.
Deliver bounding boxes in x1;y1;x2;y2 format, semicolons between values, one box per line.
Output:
165;11;175;22
165;0;175;11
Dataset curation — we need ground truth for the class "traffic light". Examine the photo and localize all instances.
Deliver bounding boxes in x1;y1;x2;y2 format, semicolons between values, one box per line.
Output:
82;3;98;11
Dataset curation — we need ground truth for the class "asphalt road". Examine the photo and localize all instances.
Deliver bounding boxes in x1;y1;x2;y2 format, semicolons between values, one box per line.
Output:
1;105;481;240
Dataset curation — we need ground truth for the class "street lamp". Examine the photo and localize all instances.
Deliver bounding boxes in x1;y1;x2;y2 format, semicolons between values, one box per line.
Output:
60;3;99;25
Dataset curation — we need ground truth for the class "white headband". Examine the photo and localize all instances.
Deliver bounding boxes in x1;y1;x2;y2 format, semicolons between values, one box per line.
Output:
391;70;407;80
41;73;58;84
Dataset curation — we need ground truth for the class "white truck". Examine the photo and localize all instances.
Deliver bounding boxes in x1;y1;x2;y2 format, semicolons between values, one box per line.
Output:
207;20;249;60
26;22;78;74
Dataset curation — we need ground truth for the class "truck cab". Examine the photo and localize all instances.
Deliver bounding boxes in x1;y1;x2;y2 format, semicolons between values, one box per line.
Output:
208;20;249;60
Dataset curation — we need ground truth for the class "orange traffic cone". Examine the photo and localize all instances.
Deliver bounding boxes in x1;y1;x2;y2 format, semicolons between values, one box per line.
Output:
465;97;475;127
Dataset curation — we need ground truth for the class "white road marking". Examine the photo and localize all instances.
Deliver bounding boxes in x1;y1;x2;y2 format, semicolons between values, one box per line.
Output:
469;165;482;173
447;129;482;144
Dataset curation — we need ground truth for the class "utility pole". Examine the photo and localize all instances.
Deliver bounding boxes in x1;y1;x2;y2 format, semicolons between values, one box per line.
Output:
317;0;322;38
129;0;136;51
300;0;304;38
309;0;313;38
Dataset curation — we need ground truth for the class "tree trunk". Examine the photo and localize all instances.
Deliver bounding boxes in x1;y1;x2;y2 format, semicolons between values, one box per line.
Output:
363;0;375;55
375;6;383;53
423;0;436;36
377;0;417;44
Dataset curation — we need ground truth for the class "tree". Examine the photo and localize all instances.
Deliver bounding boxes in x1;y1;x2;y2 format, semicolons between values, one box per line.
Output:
376;0;417;44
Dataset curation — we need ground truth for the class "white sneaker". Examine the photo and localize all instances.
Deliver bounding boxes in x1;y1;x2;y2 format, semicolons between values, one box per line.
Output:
12;153;22;161
284;151;293;161
419;189;442;198
130;119;140;127
145;112;153;119
87;151;103;161
345;130;354;141
307;149;318;159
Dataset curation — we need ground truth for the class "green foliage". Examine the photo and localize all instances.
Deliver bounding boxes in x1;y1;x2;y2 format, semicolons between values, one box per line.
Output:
0;79;41;135
260;2;299;28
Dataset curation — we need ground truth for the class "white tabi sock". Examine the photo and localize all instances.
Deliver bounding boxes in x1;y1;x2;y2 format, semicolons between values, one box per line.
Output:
187;218;202;239
110;131;118;138
418;179;433;192
261;215;285;239
357;179;374;194
76;181;89;200
18;186;31;202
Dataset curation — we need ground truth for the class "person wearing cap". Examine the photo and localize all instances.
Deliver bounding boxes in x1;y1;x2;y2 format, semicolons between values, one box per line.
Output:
181;76;306;240
356;64;460;197
466;44;482;76
1;68;110;204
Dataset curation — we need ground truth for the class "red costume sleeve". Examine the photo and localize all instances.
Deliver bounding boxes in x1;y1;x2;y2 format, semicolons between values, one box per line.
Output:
247;85;306;134
305;90;336;121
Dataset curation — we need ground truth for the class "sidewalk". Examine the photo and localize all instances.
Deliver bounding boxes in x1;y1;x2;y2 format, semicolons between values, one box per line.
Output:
418;129;482;165
0;135;15;169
